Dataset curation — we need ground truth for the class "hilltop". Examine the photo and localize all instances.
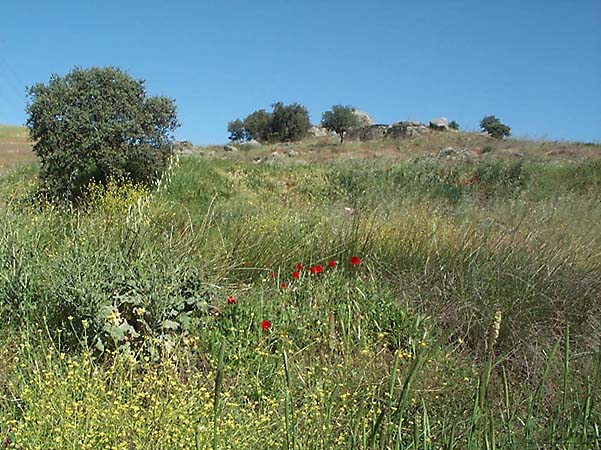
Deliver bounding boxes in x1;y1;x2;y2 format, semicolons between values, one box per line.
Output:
2;122;599;173
178;131;601;165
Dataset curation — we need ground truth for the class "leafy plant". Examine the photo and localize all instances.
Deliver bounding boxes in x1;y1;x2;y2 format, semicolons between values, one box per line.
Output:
321;105;360;143
227;118;246;142
480;115;511;139
233;102;311;144
243;109;273;142
26;66;179;201
270;101;311;142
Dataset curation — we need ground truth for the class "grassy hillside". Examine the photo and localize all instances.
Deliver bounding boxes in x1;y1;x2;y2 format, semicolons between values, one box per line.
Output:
0;123;34;170
195;132;601;164
0;124;27;139
0;138;600;448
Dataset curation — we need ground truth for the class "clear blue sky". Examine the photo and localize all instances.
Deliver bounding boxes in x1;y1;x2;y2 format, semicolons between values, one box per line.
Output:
1;0;600;144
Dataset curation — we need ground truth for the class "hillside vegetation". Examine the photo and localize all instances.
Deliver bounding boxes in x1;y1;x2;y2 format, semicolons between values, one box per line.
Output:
0;131;600;448
0;124;33;170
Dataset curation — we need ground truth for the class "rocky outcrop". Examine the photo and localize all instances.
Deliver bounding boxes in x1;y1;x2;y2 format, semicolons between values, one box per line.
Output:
174;140;196;155
429;117;449;131
345;121;431;142
352;109;375;127
345;124;388;142
386;121;430;139
244;139;262;148
308;125;331;137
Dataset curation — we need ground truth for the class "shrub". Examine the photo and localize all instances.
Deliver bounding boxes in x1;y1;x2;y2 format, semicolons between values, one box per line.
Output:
234;102;310;144
243;109;273;142
321;105;360;143
227;118;246;142
270;102;311;142
480;115;511;139
449;120;460;130
26;66;179;201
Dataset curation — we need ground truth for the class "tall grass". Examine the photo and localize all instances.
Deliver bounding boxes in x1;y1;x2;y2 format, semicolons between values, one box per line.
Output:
0;156;599;448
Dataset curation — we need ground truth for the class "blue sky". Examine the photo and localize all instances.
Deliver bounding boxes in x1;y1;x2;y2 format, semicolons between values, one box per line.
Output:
1;0;600;144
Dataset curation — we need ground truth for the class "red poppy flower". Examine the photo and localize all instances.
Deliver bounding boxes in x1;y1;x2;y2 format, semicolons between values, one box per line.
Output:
270;271;276;279
261;320;271;331
227;296;237;305
310;264;323;274
281;282;287;289
296;263;304;271
327;260;337;268
350;256;361;266
292;271;299;279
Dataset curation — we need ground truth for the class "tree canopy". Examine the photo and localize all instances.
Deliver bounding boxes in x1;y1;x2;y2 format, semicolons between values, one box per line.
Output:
480;115;511;139
26;66;179;200
321;105;360;143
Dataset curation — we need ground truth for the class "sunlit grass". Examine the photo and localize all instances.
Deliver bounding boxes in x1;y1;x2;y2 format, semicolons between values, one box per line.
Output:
0;155;599;448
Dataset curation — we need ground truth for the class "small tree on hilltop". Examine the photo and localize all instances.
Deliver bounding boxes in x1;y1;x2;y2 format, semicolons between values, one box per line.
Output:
227;118;246;142
321;105;360;143
270;102;310;142
243;109;273;142
480;115;511;139
26;66;179;201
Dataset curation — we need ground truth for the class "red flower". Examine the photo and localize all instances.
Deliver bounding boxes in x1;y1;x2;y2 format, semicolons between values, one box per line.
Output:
270;271;276;279
261;320;271;331
292;271;299;279
327;260;337;268
350;256;361;266
296;263;304;271
227;296;237;305
310;264;323;274
281;282;287;289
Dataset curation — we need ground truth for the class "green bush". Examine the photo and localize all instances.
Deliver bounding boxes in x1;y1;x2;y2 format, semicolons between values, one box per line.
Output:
270;101;311;142
480;115;511;139
321;105;360;143
227;118;246;142
243;109;273;142
232;102;310;143
26;66;179;201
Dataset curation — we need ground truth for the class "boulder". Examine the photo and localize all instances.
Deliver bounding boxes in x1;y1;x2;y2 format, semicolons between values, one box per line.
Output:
386;122;430;139
223;144;238;152
429;117;449;131
245;139;262;148
345;124;388;142
308;125;330;137
174;140;195;155
352;109;375;127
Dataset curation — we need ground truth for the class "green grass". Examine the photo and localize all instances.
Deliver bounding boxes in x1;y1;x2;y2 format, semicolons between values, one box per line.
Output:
0;124;27;140
0;154;600;449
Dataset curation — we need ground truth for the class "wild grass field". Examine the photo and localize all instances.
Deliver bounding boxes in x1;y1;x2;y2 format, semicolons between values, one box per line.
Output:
0;125;33;171
0;132;600;449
